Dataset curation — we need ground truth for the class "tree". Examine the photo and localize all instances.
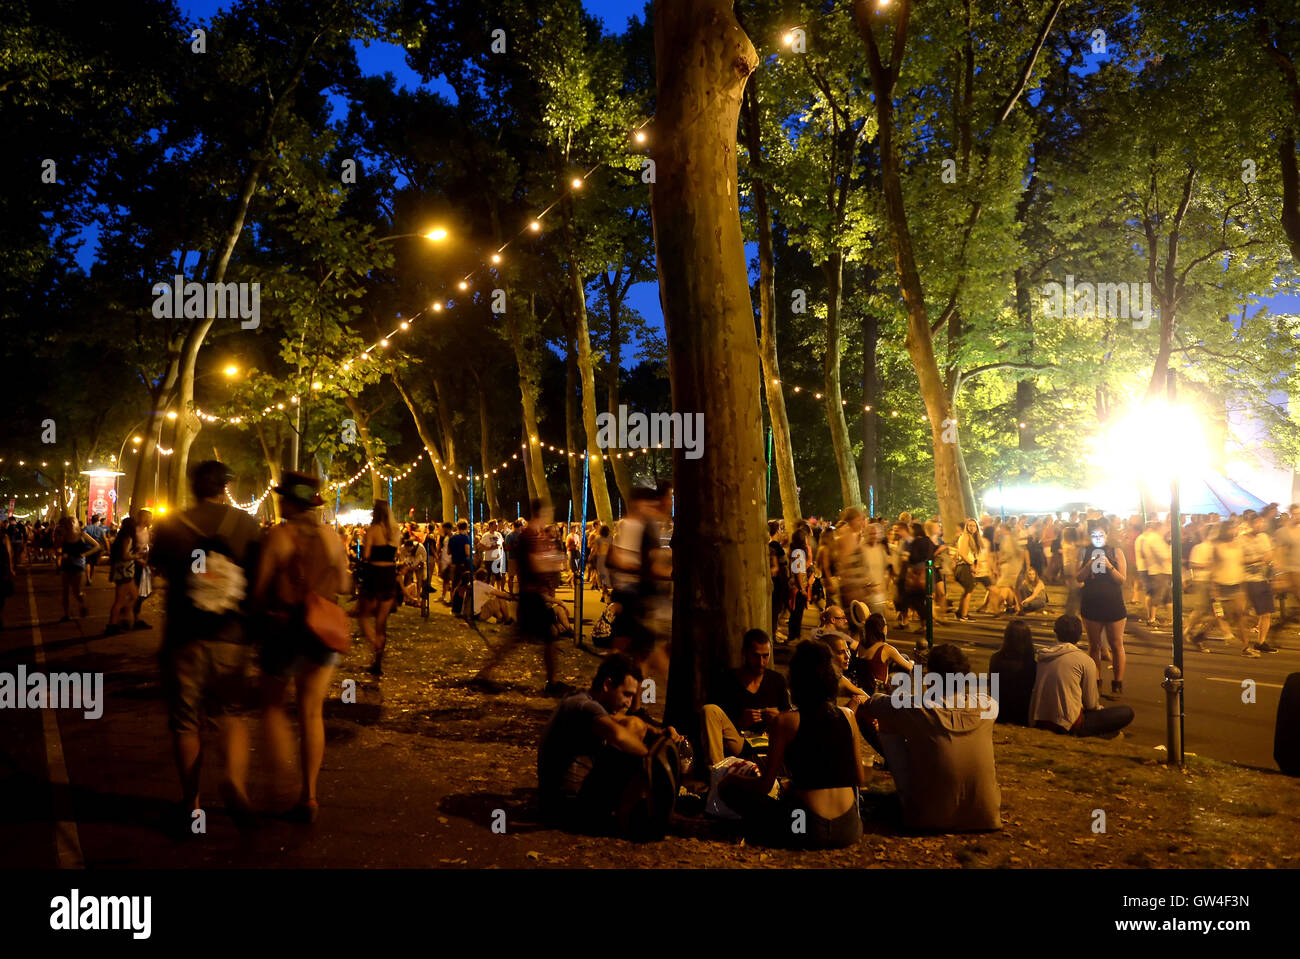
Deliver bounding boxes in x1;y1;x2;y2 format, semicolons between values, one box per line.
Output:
652;0;767;730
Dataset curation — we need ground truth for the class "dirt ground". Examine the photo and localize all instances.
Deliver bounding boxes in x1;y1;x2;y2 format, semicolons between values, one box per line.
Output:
314;588;1300;869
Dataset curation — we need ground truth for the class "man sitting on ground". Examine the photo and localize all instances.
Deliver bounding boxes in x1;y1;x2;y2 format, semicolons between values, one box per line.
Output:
699;629;791;766
866;643;1002;832
470;568;514;624
537;653;680;832
1029;615;1135;737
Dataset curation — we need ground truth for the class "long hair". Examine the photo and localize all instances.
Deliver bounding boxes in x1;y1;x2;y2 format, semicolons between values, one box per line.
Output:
110;517;137;563
371;501;398;541
998;620;1036;667
788;640;839;713
864;612;888;645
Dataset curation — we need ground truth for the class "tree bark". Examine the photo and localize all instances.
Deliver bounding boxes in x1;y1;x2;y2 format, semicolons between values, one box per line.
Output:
475;374;503;519
856;1;967;538
741;76;801;531
506;293;552;508
391;369;460;523
652;0;766;731
861;306;879;514
343;396;385;504
563;328;584;522
821;252;862;511
602;281;635;510
560;197;614;527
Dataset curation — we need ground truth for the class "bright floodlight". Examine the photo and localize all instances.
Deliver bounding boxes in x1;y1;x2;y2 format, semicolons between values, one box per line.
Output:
1096;400;1210;499
633;130;647;144
132;436;142;444
224;365;238;376
458;281;468;290
166;411;178;420
491;253;502;264
571;178;583;189
425;228;448;241
529;220;541;232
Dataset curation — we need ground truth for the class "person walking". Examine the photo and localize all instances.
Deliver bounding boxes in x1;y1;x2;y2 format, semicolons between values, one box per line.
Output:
56;516;101;622
357;501;400;675
105;516;143;634
252;472;352;823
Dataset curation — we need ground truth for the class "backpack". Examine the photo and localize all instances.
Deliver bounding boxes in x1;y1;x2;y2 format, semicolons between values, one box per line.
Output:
612;732;679;841
178;511;246;616
591;603;617;647
904;562;927;593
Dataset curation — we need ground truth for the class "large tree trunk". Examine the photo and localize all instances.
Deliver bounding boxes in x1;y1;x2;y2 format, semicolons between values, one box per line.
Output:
857;4;966;537
561;199;614;527
741;77;801;531
653;0;766;731
391;370;459;523
253;420;283;523
821;252;862;511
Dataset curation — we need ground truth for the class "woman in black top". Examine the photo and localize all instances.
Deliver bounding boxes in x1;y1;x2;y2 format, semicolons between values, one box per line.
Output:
1078;519;1129;694
359;501;400;675
768;520;790;642
56;517;101;622
989;620;1036;726
897;522;934;630
720;640;866;848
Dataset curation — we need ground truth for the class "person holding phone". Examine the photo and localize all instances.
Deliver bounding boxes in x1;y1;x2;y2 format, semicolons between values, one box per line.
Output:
1077;519;1129;695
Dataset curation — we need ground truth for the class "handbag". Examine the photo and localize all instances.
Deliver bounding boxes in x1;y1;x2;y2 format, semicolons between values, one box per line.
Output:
290;526;350;654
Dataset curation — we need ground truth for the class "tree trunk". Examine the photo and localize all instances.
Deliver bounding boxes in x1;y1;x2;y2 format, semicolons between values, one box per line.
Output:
1013;266;1038;465
476;378;503;519
561;198;614;527
821;253;862;511
391;370;459;523
652;0;766;731
342;396;384;504
253;420;283;523
605;297;635;510
564;332;584;521
857;5;966;537
861;307;879;515
430;378;468;517
741;76;801;531
506;293;552;508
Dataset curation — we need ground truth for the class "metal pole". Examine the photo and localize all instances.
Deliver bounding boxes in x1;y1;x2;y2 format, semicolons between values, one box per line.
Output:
387;476;392;508
575;451;590;647
1167;368;1184;751
1163;666;1184;766
869;484;875;519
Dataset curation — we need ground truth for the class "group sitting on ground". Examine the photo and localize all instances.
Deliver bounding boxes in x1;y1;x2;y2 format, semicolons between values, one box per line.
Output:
539;609;1145;846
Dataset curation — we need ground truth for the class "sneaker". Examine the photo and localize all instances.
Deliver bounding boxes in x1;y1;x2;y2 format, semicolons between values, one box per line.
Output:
132;619;152;630
1256;641;1280;653
1242;648;1261;658
1196;640;1213;653
1111;680;1123;695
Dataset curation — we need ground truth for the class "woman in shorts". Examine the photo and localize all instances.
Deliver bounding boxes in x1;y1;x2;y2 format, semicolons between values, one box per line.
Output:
253;473;352;823
1078;519;1129;694
1212;523;1253;656
106;516;141;634
56;517;101;622
358;501;400;675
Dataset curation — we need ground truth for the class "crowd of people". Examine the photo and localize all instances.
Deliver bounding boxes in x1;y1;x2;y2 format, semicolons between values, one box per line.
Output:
9;474;1297;849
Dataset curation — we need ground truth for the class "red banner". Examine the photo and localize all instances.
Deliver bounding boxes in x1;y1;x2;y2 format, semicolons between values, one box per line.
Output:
87;475;115;525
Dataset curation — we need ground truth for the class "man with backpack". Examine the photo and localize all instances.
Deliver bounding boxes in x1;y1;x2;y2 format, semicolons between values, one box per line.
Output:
150;460;263;832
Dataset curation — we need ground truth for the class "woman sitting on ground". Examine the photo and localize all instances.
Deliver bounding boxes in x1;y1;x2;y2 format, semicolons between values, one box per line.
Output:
852;612;916;694
719;640;867;849
989;619;1037;726
1016;566;1048;614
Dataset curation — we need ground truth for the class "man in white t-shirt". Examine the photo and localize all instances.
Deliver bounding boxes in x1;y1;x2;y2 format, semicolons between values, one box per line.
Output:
479;520;504;586
471;569;513;623
1135;521;1172;628
1187;524;1230;649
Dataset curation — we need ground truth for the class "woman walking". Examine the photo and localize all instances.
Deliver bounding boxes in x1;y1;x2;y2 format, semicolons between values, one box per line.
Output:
57;516;101;622
358;501;400;675
105;516;142;634
253;473;352;823
1078;519;1129;694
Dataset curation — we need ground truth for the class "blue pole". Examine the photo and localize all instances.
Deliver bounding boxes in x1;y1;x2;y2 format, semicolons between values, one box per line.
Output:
869;484;875;518
468;468;476;624
516;499;520;520
575;450;590;646
387;476;392;508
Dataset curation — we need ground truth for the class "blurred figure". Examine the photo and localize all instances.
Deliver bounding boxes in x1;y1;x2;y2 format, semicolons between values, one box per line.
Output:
358;501;400;675
253;472;352;823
